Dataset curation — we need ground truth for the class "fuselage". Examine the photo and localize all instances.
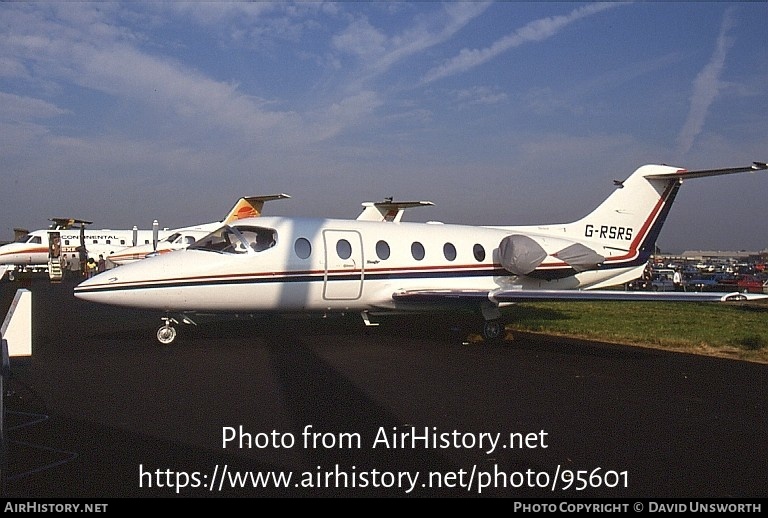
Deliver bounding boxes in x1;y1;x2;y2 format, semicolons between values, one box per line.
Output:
73;216;646;313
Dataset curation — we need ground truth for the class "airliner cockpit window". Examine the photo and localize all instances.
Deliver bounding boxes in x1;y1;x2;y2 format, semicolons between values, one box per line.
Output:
27;235;42;244
164;233;181;243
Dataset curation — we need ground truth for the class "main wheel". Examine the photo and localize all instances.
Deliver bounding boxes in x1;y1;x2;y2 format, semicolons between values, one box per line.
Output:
157;324;177;345
482;320;504;343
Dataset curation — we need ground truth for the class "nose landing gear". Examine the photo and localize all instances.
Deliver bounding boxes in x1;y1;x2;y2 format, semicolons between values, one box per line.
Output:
157;317;178;345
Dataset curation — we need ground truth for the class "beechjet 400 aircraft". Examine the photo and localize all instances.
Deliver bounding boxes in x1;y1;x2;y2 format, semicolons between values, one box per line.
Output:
74;162;768;344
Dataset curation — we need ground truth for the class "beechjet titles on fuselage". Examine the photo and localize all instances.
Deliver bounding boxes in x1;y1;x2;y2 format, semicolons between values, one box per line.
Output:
73;162;768;344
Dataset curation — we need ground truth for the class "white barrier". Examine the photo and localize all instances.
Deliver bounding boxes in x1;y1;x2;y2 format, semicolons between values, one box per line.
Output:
1;289;32;358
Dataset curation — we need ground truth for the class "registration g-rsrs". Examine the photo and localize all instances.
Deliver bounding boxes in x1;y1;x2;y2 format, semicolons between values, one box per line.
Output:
584;224;633;240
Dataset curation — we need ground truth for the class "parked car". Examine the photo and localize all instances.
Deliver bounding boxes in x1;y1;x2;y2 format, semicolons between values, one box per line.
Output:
736;275;766;294
686;273;721;292
651;269;676;291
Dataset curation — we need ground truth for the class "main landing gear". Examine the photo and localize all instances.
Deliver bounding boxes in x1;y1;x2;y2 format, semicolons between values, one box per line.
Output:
477;302;506;344
481;319;505;342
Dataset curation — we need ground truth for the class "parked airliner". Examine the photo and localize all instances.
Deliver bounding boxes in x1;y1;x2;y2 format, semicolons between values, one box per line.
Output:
73;162;768;344
0;218;166;281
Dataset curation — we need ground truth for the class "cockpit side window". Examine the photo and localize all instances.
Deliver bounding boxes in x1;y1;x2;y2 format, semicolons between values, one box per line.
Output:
188;225;276;254
189;226;243;253
236;226;277;252
28;235;42;244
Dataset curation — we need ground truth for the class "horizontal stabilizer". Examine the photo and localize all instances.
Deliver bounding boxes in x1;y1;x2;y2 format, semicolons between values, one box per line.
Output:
357;200;434;222
644;162;767;180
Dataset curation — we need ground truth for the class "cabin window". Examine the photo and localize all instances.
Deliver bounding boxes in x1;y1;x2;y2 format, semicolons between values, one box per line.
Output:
336;239;352;260
443;243;457;261
294;238;311;259
376;240;390;260
184;236;196;245
120;239;126;245
411;242;425;261
106;239;111;244
92;239;98;244
64;239;71;245
473;244;485;262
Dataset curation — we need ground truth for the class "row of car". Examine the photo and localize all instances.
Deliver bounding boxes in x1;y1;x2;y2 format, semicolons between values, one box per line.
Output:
627;264;768;293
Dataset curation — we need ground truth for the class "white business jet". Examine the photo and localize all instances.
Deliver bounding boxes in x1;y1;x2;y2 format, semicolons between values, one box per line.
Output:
107;194;290;266
73;162;768;344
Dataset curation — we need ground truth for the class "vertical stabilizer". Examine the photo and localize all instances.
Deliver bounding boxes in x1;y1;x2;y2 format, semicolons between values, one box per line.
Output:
222;194;291;223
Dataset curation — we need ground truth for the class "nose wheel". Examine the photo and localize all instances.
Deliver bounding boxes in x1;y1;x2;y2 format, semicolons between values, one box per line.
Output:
157;317;178;345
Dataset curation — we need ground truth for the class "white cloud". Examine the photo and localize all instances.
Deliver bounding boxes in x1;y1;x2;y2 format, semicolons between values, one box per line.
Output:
0;92;69;119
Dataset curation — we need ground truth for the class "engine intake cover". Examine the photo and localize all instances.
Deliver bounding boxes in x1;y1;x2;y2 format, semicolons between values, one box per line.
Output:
499;235;547;275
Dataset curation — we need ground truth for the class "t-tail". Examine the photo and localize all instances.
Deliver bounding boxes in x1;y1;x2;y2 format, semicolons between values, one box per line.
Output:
571;162;767;261
498;162;766;284
222;194;291;223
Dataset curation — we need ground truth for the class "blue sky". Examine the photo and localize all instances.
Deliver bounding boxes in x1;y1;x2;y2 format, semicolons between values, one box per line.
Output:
1;2;767;252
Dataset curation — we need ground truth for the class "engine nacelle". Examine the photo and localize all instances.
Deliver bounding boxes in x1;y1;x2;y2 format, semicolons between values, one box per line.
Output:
499;234;604;276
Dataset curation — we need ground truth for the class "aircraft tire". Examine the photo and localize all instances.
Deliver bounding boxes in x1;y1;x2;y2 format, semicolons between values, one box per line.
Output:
482;320;504;343
157;324;177;345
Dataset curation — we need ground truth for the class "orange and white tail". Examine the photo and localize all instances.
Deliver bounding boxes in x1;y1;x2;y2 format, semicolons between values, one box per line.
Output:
222;194;291;223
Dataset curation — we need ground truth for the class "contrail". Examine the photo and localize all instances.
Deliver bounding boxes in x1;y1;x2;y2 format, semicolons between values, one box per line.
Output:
676;7;735;156
421;2;623;85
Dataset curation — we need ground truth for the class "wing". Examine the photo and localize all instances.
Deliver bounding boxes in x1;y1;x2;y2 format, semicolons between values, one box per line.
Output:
392;288;768;305
48;218;93;230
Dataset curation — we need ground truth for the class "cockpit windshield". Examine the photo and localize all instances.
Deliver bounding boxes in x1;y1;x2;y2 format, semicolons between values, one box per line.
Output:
188;225;276;254
163;232;181;243
20;235;42;244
